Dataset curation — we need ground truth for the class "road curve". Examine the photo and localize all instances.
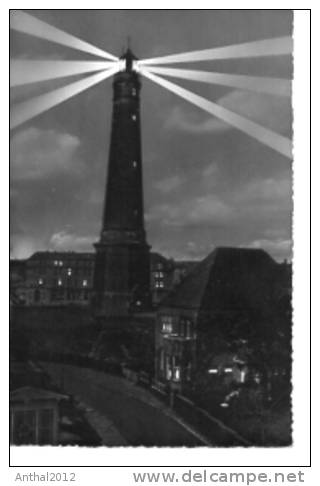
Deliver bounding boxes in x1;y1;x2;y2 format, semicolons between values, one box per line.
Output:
42;363;208;447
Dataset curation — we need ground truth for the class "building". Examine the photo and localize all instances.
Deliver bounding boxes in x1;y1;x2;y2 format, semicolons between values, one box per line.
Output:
10;252;94;305
150;253;175;305
9;361;102;446
10;251;198;307
155;247;291;396
93;49;151;318
10;386;67;445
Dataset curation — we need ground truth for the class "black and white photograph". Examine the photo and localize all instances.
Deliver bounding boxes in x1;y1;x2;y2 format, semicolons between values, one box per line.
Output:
9;8;297;456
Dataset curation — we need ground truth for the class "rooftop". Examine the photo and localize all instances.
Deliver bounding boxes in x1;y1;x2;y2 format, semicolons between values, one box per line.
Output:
159;247;278;312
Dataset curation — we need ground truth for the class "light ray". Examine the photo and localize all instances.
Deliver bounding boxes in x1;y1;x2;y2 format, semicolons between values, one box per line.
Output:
140;68;292;159
142;66;291;97
139;36;292;66
10;66;120;129
11;60;118;87
10;10;118;61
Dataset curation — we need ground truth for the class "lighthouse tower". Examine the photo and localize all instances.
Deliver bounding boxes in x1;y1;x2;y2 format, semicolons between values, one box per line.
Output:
93;49;151;318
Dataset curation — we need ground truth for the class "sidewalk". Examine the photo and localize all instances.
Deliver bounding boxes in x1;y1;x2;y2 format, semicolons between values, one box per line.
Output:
74;396;127;446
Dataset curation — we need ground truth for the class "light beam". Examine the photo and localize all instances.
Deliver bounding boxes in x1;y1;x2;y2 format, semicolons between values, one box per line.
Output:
10;10;118;61
10;66;120;129
139;36;292;66
140;68;292;159
142;66;291;97
11;60;118;87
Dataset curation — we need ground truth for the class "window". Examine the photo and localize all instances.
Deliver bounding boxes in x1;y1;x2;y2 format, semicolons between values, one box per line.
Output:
82;279;88;287
67;268;72;276
165;356;172;380
133;161;137;168
155;271;164;278
132;88;137;96
159;350;164;371
38;278;43;286
53;260;58;266
161;316;173;333
186;320;192;339
12;410;36;445
38;409;54;445
59;261;63;267
173;366;181;382
186;363;192;381
58;279;62;286
34;289;40;303
131;114;137;121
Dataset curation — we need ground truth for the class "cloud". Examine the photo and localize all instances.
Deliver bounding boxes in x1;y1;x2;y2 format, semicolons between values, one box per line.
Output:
148;174;291;228
147;194;233;227
11;127;82;181
10;235;43;259
202;162;219;178
164;89;292;137
245;238;292;261
153;174;185;193
49;231;93;251
165;105;229;134
218;90;292;137
234;176;292;207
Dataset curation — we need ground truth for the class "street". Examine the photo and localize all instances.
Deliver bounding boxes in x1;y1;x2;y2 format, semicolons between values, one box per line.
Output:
41;363;207;447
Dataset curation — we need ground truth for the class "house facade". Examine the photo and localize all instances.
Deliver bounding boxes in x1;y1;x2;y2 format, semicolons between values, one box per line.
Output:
155;247;291;398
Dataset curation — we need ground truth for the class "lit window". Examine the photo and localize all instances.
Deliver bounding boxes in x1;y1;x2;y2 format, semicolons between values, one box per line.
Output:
208;368;218;374
59;261;63;267
132;88;137;96
136;300;141;306
161;316;173;333
82;280;88;287
54;260;58;266
224;368;233;373
173;367;181;382
38;278;43;286
58;279;62;286
220;402;229;408
131;114;137;121
159;281;164;288
162;322;172;333
133;161;137;168
67;268;72;276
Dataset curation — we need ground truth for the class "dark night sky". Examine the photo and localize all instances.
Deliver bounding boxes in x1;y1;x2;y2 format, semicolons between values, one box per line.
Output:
10;10;293;261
